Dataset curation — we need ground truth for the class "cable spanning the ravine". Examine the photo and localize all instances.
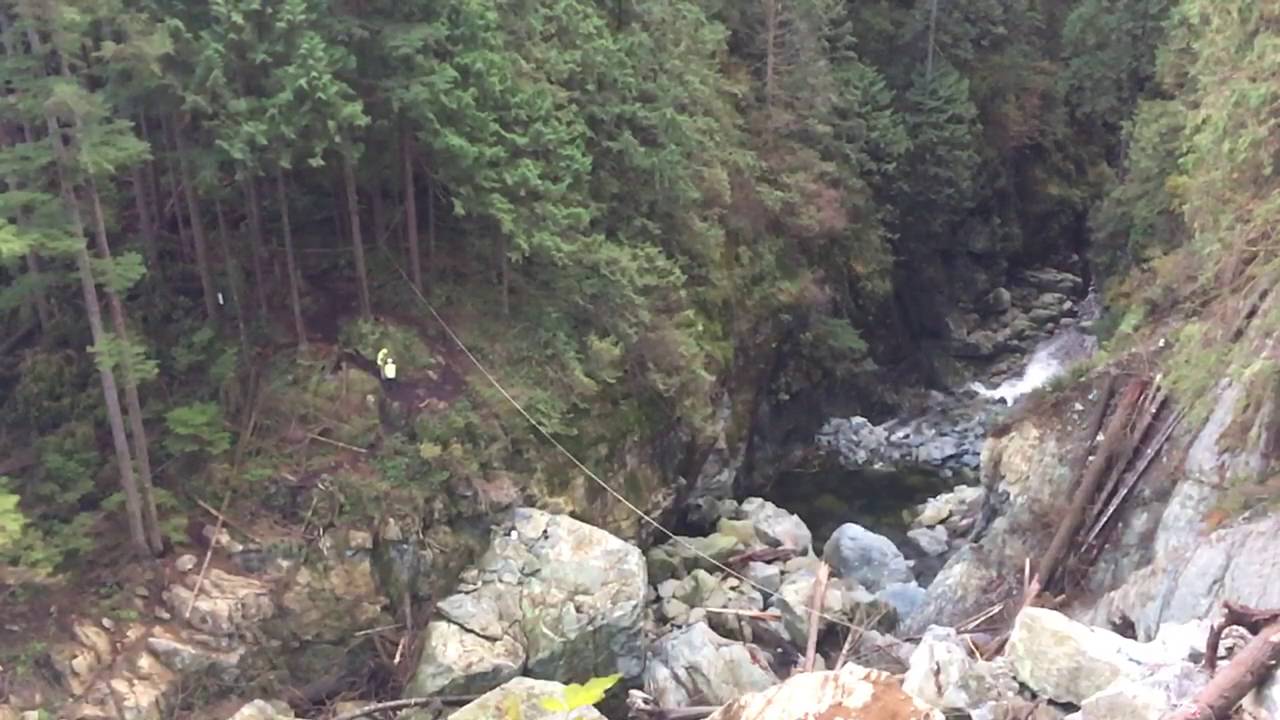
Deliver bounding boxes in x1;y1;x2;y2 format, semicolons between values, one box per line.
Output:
380;249;860;632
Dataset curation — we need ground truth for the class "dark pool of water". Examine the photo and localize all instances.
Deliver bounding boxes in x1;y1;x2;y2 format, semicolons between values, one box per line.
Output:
765;464;961;582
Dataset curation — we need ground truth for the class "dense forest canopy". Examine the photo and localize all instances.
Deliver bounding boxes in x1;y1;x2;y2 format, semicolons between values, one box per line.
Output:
0;0;1268;580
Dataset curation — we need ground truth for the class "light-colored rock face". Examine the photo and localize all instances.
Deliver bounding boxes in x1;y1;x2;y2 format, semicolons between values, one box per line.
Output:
1094;513;1280;640
822;522;914;593
706;663;943;720
742;561;781;595
411;619;526;695
409;508;647;698
163;568;275;638
903;626;1018;712
449;676;606;720
1005;607;1186;705
644;622;779;707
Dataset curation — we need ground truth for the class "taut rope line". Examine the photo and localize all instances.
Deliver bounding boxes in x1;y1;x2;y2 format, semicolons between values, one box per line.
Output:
379;249;859;632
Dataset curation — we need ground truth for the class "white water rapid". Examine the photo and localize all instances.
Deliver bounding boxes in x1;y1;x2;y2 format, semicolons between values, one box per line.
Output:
970;290;1101;406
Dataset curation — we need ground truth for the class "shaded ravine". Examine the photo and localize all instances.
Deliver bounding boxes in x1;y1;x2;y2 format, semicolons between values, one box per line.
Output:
764;290;1102;580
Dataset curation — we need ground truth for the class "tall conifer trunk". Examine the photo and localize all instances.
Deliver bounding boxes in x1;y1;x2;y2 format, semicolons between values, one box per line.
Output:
342;145;373;318
87;176;164;554
276;166;307;348
131;162;160;276
402;128;422;292
56;45;164;554
174;118;218;322
426;170;437;289
29;23;149;554
215;196;251;353
370;181;387;251
242;173;270;313
162;114;191;262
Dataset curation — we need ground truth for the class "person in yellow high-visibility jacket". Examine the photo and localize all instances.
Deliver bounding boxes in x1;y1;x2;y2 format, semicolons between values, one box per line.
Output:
376;347;397;382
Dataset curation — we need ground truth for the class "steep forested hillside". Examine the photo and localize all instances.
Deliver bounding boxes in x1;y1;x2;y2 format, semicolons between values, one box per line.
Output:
0;0;1143;562
12;0;1279;714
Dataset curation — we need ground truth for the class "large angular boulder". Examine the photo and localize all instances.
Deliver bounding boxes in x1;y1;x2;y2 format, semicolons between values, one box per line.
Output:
732;497;813;552
1005;608;1172;704
822;523;913;592
408;508;647;697
903;626;1018;712
706;663;943;720
644;622;779;708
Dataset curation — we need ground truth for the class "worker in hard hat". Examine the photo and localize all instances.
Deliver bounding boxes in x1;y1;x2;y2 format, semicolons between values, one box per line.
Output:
377;347;397;382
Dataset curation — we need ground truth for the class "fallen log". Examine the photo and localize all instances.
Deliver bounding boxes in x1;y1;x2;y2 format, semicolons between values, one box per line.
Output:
329;695;478;720
1081;405;1183;554
1039;376;1147;591
802;561;831;673
1163;607;1280;720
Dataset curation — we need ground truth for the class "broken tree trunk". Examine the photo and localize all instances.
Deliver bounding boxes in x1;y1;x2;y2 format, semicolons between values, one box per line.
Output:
1164;605;1280;720
1039;376;1147;591
1082;404;1184;556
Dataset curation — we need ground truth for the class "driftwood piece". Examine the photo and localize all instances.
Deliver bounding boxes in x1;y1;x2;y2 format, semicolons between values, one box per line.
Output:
1164;613;1280;720
1204;602;1280;673
727;547;798;568
1039;377;1147;590
329;695;478;720
1072;374;1119;474
802;561;831;673
627;690;720;720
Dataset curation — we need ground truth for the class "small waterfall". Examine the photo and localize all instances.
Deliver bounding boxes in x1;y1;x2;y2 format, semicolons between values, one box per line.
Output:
970;289;1101;406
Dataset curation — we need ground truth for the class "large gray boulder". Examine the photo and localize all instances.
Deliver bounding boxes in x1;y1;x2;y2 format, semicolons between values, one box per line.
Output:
822;523;913;592
644;622;779;708
408;508;646;697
